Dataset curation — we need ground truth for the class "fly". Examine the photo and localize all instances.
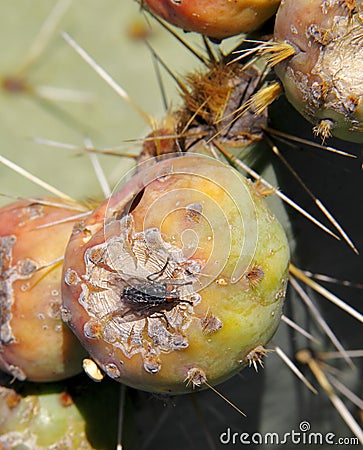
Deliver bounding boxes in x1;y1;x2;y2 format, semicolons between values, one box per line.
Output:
122;279;191;319
104;259;194;325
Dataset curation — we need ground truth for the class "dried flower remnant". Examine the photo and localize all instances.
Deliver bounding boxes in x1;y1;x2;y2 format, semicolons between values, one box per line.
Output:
137;58;280;168
178;63;269;152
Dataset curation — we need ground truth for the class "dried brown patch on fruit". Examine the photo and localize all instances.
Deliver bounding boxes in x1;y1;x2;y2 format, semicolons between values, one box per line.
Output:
77;215;201;375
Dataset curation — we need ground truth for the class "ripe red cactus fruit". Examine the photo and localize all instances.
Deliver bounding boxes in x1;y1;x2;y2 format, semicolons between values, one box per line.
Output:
0;197;88;382
61;153;289;393
142;0;280;40
273;0;363;142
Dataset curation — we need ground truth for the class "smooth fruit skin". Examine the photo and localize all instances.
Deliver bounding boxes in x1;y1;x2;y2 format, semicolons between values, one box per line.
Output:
274;0;363;142
0;198;87;382
62;154;289;393
143;0;280;40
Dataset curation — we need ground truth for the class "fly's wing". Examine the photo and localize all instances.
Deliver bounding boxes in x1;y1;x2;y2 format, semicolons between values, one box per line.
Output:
106;274;149;292
101;299;168;325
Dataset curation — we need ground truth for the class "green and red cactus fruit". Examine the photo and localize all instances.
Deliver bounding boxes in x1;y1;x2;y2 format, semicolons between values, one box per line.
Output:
273;0;363;142
0;383;93;449
0;376;121;449
0;198;87;382
141;0;281;40
61;153;289;394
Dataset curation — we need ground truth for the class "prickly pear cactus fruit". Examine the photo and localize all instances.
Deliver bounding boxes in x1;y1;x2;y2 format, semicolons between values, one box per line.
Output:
274;0;363;142
0;374;122;449
0;384;91;449
142;0;280;40
62;154;289;393
0;198;87;382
